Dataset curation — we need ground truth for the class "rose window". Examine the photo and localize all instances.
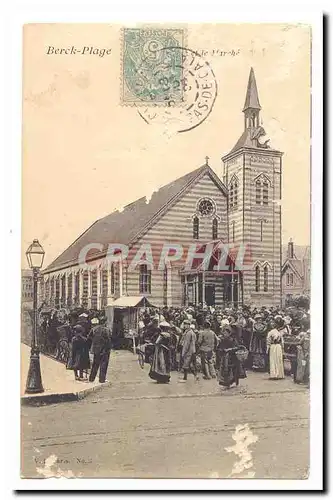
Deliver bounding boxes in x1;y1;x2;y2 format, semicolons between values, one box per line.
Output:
198;198;215;216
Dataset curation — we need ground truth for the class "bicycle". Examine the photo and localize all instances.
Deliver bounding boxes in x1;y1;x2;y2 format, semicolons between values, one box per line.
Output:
137;342;155;369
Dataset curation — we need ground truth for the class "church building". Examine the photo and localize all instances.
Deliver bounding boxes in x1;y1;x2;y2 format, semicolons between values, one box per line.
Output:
42;68;283;308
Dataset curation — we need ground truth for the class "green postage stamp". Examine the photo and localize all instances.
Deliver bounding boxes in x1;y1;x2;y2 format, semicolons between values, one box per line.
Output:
121;27;186;105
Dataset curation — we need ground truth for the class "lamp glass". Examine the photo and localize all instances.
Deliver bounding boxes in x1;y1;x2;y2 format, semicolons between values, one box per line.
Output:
26;239;45;269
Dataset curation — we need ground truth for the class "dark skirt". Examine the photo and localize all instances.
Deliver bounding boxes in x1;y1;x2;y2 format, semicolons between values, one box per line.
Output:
218;351;246;387
67;336;90;371
149;344;171;383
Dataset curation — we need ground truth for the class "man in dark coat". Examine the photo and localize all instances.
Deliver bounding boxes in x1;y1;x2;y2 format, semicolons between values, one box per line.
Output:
88;317;112;383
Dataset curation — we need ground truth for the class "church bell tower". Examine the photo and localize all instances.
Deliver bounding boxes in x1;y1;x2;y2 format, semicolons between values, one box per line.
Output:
222;68;283;307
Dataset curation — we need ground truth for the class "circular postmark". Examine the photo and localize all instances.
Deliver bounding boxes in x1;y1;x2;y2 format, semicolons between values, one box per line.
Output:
137;47;217;133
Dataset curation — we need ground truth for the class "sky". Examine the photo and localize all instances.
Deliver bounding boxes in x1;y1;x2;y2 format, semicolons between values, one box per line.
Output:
22;23;311;268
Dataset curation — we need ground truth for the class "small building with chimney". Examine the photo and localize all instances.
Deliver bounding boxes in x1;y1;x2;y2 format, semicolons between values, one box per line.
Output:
281;239;311;305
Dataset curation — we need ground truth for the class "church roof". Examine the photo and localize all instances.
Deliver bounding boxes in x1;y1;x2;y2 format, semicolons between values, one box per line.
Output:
44;164;227;273
243;67;261;111
228;129;256;154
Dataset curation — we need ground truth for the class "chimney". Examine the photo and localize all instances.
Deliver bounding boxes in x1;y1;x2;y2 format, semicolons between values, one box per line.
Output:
288;238;294;259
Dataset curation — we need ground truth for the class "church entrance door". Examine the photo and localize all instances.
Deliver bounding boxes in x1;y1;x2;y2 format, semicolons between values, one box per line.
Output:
205;284;215;306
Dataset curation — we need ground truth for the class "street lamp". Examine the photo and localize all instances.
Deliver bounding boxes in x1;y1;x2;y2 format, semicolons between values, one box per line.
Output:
25;239;45;394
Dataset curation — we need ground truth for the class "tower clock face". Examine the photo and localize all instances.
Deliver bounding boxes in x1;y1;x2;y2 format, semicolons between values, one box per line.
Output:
198;198;215;216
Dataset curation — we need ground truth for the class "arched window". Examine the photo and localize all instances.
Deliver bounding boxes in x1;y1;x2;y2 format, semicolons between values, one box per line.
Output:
255;265;260;292
139;264;151;294
256;180;262;205
263;265;268;292
229;176;238;209
229;183;234;208
193;216;199;239
263;180;269;205
234;181;238;206
212;218;218;240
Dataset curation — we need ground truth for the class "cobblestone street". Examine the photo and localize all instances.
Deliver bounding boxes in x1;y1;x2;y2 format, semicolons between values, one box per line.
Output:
21;351;309;479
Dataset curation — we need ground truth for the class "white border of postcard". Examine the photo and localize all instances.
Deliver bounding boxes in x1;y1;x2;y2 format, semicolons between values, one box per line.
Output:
2;0;324;493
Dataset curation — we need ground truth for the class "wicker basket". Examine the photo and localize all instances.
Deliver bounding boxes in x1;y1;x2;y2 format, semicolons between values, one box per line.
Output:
235;347;249;362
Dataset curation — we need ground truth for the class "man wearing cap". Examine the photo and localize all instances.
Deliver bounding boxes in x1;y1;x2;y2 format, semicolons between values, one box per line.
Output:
88;317;112;383
197;319;217;380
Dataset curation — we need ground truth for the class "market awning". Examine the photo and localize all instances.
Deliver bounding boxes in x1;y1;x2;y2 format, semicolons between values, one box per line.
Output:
110;296;155;308
180;239;252;274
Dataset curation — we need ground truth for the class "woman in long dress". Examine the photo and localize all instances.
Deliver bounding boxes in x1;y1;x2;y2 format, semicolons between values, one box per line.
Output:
217;326;246;389
66;325;91;381
266;318;285;380
294;318;310;385
249;314;267;371
149;321;171;384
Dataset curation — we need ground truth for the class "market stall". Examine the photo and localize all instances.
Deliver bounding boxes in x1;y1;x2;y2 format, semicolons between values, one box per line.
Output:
105;296;155;350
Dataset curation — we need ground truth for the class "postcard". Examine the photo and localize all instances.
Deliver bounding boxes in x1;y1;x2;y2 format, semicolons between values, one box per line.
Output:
19;21;321;486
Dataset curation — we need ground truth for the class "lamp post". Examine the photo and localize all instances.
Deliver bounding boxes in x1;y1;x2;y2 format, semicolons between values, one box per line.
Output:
25;239;45;394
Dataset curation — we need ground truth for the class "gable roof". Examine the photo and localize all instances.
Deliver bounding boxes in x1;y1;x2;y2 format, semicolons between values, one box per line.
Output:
44;164;227;273
281;258;304;280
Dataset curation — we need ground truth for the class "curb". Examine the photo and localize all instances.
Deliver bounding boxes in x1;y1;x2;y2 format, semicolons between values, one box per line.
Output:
21;381;112;407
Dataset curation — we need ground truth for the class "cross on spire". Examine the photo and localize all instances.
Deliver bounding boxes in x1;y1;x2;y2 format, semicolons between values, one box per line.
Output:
205;156;209;165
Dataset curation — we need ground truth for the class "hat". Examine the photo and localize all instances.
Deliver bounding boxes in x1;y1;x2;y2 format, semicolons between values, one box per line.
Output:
159;321;170;328
79;313;88;318
274;315;285;328
91;317;99;325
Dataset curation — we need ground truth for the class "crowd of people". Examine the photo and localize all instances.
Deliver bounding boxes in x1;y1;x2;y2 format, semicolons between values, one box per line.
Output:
136;303;310;389
37;301;310;389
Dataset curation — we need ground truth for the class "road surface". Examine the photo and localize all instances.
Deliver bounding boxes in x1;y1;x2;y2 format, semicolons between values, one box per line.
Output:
21;351;309;479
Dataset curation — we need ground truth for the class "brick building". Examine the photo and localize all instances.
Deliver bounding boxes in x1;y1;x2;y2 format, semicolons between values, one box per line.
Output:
42;68;283;308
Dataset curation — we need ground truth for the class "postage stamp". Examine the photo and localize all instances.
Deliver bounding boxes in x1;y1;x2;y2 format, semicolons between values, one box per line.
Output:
121;27;186;105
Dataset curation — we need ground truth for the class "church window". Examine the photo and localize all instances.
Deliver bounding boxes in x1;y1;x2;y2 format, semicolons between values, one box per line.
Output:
231;221;235;242
212;218;218;240
255;265;260;292
198;198;215;216
256;180;262;204
229;184;234;208
139;264;151;294
163;266;168;306
260;220;263;241
193;216;199;239
110;263;115;294
229;176;239;209
234;180;238;206
263;265;268;292
255;175;270;205
263;180;269;205
290;273;294;286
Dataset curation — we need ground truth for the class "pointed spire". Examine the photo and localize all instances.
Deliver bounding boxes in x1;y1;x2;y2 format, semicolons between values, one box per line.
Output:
243;67;261;112
205;155;209;166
